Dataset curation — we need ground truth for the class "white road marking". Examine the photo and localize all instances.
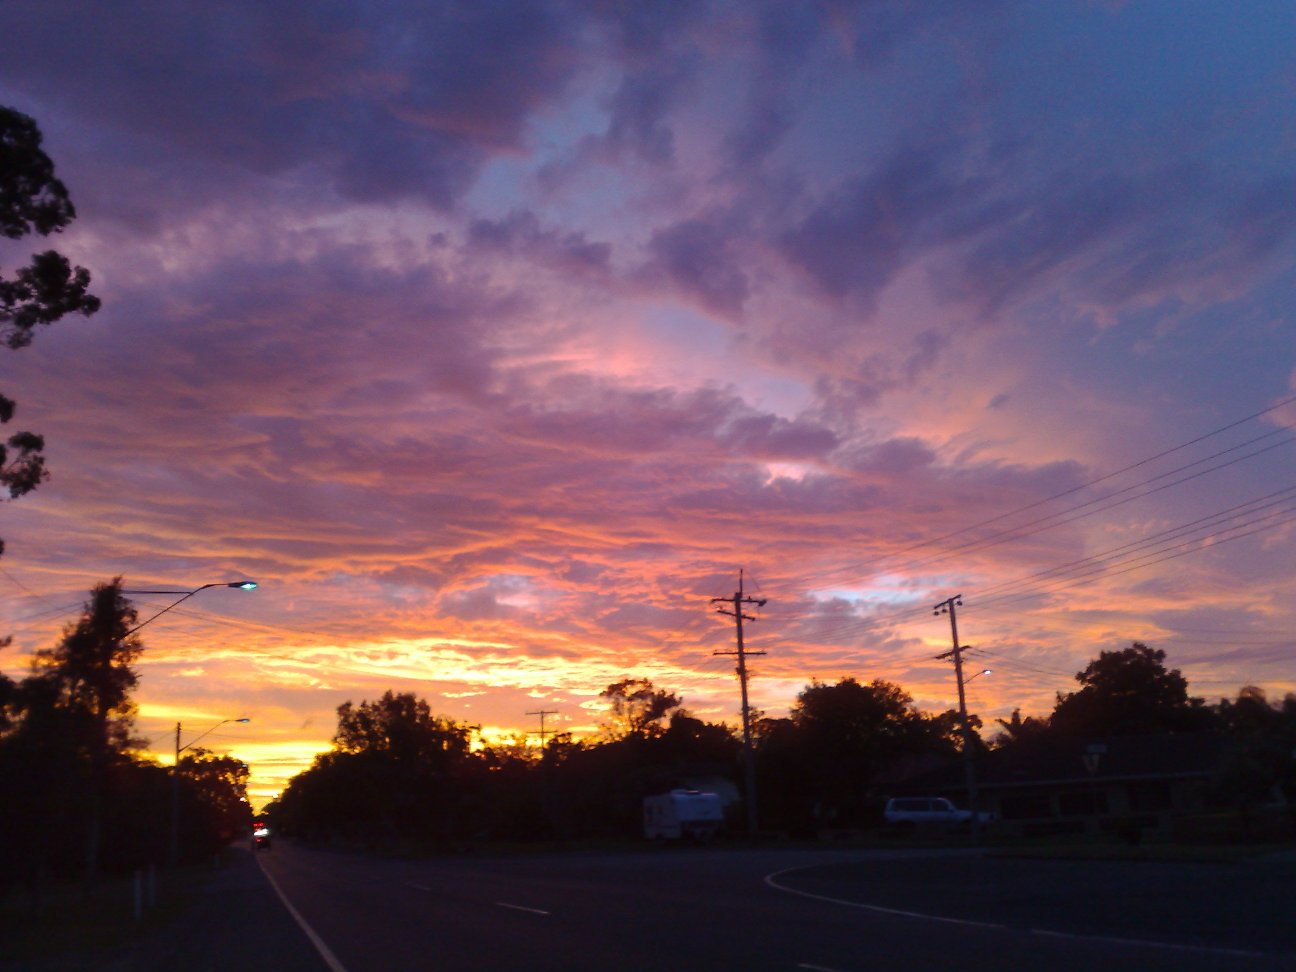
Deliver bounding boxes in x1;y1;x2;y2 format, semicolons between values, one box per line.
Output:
764;863;1269;959
797;964;854;971
495;901;551;916
1028;926;1265;958
765;867;1004;930
405;881;433;892
257;857;352;972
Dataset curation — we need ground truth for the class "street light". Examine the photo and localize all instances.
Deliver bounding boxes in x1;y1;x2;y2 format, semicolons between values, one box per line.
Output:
171;717;250;866
967;668;992;682
124;580;258;637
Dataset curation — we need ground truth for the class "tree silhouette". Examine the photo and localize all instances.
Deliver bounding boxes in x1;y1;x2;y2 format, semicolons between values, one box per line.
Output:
30;578;143;756
599;678;681;739
0;106;100;346
334;690;472;768
991;707;1051;751
758;678;960;833
177;749;253;855
0;106;100;557
659;710;738;764
281;692;481;844
1209;686;1296;825
1050;642;1211;738
0;580;145;886
0;580;255;889
30;579;142;880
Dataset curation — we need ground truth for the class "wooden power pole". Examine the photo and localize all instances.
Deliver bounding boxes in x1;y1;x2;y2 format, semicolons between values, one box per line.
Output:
526;709;558;749
934;594;982;839
712;570;766;836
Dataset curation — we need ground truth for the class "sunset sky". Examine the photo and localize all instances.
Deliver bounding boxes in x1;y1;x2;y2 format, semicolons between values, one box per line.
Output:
2;1;1294;809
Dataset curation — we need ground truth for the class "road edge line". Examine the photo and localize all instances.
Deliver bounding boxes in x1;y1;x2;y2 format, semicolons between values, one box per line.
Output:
764;865;1005;931
764;863;1271;959
257;855;352;972
496;901;551;915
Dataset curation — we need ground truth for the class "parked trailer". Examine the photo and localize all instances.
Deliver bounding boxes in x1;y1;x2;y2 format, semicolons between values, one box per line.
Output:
643;789;724;840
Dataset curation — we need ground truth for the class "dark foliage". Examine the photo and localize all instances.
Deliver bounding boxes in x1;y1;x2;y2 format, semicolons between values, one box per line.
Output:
755;678;960;834
1050;643;1213;738
1208;686;1296;814
276;681;740;845
0;581;250;892
0;106;100;559
272;649;1293;848
177;750;254;860
0;106;101;348
279;692;480;844
598;678;682;739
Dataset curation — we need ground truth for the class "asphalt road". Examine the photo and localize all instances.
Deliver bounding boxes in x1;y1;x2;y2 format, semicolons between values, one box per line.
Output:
235;842;1296;972
23;843;1287;971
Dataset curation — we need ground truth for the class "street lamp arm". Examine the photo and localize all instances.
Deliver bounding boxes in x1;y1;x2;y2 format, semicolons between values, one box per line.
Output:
126;586;211;637
123;580;257;637
177;717;250;756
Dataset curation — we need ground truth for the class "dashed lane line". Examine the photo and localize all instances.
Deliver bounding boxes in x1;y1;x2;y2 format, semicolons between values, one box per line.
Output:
407;880;550;917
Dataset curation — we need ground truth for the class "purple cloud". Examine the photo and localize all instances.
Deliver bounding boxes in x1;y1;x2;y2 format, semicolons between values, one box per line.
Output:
0;1;582;209
468;210;611;276
642;215;750;317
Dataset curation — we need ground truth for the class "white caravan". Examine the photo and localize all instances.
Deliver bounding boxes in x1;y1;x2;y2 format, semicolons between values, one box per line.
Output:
643;789;725;840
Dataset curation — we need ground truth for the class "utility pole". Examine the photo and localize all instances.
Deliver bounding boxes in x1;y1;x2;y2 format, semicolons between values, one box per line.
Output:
526;709;560;839
934;594;982;840
171;722;181;867
712;570;766;836
526;709;558;749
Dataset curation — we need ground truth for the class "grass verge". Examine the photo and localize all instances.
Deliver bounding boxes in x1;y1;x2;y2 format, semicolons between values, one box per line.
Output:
0;865;216;966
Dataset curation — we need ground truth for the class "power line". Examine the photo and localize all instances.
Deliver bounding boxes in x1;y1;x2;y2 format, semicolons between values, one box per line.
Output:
758;473;1296;653
976;508;1296;611
900;433;1294;576
971;489;1296;605
894;393;1296;559
1;600;87;630
971;485;1296;598
0;565;43;597
756;396;1296;601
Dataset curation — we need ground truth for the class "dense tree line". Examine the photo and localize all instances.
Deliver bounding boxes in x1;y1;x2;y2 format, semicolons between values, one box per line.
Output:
274;644;1296;846
273;680;740;844
0;580;252;896
272;675;962;843
992;643;1296;815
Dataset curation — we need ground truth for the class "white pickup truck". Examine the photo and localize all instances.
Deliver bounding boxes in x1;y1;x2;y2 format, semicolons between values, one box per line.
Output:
884;797;993;831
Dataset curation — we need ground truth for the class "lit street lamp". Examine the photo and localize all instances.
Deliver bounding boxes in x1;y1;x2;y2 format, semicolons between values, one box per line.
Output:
171;717;250;866
124;580;258;637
